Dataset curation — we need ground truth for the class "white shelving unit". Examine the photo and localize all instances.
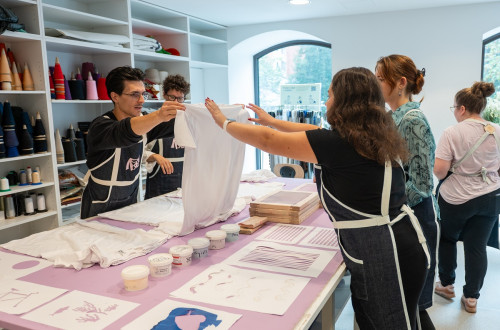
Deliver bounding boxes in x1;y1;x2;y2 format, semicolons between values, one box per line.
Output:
0;0;228;243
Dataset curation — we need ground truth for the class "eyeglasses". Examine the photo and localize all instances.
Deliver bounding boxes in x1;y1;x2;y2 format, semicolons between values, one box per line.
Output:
449;105;459;113
165;94;185;102
122;92;149;100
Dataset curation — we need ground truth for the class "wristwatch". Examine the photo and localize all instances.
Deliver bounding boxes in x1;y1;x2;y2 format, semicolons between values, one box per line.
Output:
223;118;236;131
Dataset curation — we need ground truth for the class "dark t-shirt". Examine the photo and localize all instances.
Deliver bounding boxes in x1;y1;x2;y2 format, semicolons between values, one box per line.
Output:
306;128;407;217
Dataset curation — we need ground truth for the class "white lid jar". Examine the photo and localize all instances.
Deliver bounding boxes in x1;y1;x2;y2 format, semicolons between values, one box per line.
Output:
220;224;240;242
188;237;210;259
121;265;150;291
148;253;173;277
206;230;227;250
169;245;193;267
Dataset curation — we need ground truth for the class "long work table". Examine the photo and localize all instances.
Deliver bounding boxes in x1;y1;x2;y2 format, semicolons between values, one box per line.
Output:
0;178;346;330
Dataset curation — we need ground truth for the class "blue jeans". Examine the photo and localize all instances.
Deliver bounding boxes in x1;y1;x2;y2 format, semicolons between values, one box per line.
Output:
438;188;500;299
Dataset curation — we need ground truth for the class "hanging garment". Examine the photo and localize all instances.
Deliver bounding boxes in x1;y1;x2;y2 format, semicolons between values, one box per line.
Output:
319;162;430;329
175;104;249;235
145;136;185;199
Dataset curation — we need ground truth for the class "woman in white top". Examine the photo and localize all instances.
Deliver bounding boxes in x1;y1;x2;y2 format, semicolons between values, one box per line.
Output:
434;81;500;313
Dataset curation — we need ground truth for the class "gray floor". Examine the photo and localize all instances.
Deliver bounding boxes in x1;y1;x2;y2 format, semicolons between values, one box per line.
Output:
333;241;500;330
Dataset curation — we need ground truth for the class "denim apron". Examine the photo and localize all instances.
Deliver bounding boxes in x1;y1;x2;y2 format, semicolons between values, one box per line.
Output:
81;116;146;219
319;161;430;329
145;137;184;199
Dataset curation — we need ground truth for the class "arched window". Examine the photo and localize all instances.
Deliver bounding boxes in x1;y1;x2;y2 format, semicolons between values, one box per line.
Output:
253;40;332;174
482;28;500;101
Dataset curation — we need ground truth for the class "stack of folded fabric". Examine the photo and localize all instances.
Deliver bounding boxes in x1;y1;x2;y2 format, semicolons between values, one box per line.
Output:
133;34;162;52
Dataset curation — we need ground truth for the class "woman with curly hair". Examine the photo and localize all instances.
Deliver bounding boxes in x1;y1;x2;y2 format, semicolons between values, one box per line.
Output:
205;67;428;329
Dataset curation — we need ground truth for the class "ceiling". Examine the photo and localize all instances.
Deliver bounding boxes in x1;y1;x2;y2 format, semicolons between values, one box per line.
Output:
144;0;498;27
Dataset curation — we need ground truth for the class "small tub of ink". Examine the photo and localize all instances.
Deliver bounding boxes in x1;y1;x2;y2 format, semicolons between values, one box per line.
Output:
121;265;150;291
169;245;193;267
206;230;227;250
148;253;173;277
220;224;240;242
188;237;210;259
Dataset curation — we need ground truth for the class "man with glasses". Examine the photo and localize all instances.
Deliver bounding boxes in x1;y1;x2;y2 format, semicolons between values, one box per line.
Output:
81;66;186;219
144;74;190;199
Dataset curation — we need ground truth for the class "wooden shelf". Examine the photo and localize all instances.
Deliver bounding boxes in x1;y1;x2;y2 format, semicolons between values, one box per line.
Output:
0;152;52;164
0;182;55;198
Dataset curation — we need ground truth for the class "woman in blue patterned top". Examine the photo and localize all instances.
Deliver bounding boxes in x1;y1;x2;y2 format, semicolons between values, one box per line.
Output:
376;55;438;330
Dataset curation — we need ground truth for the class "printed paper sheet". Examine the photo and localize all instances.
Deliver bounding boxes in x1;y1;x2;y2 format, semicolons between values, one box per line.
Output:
0;279;67;315
299;227;340;250
22;290;138;330
256;223;313;244
0;250;53;280
225;241;335;278
170;264;309;315
123;299;241;330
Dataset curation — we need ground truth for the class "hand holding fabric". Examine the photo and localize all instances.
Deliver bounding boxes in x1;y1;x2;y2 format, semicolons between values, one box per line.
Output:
246;103;275;126
158;100;185;122
205;97;226;128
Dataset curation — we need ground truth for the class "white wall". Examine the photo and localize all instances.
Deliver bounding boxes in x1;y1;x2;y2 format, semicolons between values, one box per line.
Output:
227;2;500;172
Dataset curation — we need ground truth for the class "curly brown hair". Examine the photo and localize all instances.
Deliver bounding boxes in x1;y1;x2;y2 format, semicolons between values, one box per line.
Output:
327;67;409;165
455;81;495;115
162;74;190;96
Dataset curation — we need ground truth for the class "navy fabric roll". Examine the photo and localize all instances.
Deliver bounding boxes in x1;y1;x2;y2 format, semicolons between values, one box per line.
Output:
33;113;48;153
19;125;34;155
62;138;77;162
2;101;19;157
0;125;5;158
68;80;85;100
74;138;86;160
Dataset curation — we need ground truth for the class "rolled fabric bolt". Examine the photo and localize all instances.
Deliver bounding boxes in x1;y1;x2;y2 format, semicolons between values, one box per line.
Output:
85;72;98;100
22;112;33;137
48;69;55;99
64;75;72;100
0;125;5;158
0;197;5;220
159;71;168;82
19;124;34;155
30;192;37;211
92;65;101;80
18;170;28;186
67;123;76;140
37;193;47;212
62;138;77;162
11;62;22;91
55;129;64;164
35;166;41;181
5;195;15;219
68;79;85;100
81;62;94;84
24;195;35;215
75;67;82;80
33;112;48;153
0;177;9;192
74;138;86;160
15;194;25;216
0;48;12;90
54;57;65;99
6;171;18;186
22;63;34;90
145;68;160;84
26;166;32;184
31;170;41;185
3;101;20;157
97;77;109;100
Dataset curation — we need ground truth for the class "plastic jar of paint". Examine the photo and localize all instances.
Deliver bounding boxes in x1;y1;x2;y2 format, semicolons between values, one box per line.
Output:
121;265;150;291
188;237;210;259
169;245;193;267
220;224;240;242
148;253;173;277
205;230;227;250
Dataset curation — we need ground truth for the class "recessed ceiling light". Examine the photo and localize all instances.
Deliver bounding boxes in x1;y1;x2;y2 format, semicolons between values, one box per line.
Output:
289;0;311;5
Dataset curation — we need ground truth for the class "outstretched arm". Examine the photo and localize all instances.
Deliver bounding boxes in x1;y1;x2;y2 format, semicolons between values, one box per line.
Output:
247;103;319;132
130;100;185;136
205;98;318;164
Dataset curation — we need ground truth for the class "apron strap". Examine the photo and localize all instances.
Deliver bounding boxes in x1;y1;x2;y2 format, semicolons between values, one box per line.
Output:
381;161;392;217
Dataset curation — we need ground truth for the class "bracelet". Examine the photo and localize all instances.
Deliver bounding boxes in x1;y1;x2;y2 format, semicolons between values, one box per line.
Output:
223;119;236;131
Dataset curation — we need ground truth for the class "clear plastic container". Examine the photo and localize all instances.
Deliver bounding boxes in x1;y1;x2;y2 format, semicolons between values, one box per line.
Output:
220;223;240;242
206;230;227;250
148;253;173;277
188;237;210;259
121;265;150;291
169;245;193;267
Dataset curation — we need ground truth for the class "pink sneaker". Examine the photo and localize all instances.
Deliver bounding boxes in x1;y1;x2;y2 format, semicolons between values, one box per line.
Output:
461;295;477;313
434;281;455;299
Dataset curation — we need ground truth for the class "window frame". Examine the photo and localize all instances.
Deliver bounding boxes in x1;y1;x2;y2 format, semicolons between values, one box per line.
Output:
252;40;331;169
481;31;500;80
